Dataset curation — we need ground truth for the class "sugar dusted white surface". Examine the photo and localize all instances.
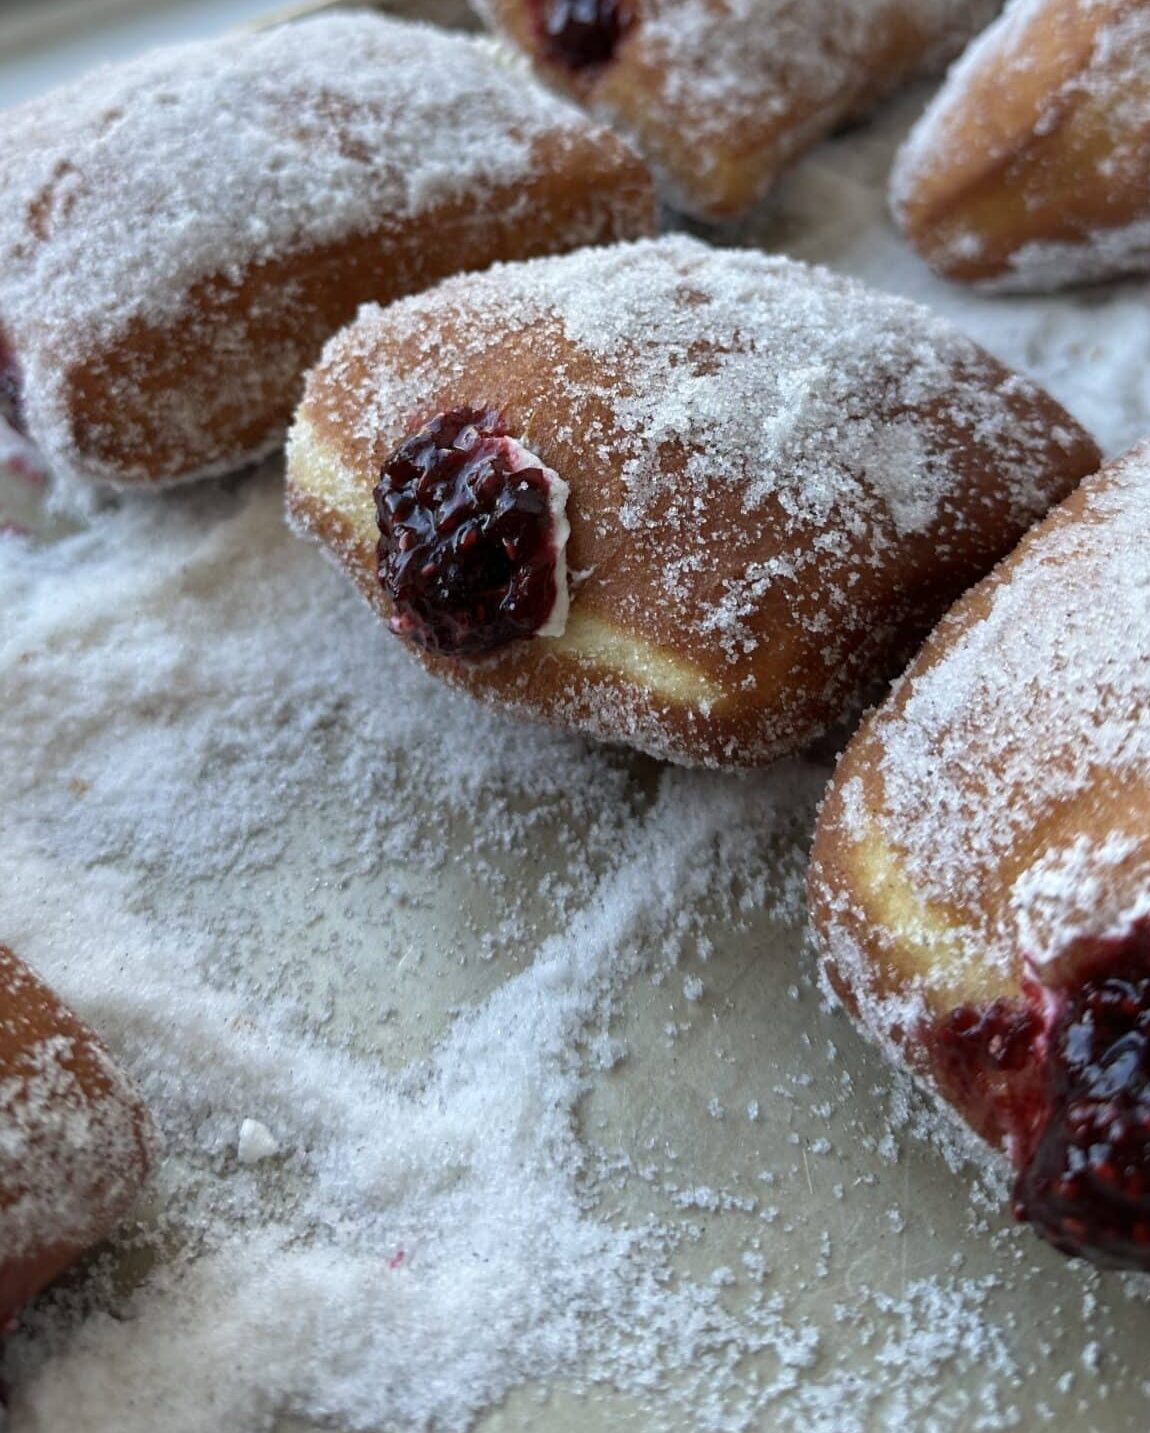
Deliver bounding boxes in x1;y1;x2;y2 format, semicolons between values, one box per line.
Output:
12;474;1150;1433
5;5;1150;1433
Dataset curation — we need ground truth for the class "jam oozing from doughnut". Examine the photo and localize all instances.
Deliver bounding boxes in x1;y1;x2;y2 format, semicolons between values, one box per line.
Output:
374;407;566;658
934;922;1150;1267
0;334;25;436
935;996;1046;1148
1014;926;1150;1268
534;0;633;72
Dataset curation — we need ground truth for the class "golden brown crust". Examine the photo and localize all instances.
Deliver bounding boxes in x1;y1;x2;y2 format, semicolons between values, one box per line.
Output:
892;0;1150;287
482;0;998;219
809;445;1150;1143
285;236;1099;768
0;944;156;1326
0;15;655;490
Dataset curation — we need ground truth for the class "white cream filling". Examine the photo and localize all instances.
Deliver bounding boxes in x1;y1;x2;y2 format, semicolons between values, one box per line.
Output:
504;437;570;642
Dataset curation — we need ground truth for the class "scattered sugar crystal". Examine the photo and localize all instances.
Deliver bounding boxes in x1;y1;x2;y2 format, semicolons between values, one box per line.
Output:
683;974;705;1003
236;1120;280;1166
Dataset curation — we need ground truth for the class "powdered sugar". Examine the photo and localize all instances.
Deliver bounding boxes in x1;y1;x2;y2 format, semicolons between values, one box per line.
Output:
634;0;999;148
302;233;1087;718
479;0;999;215
0;13;573;354
4;3;1150;1429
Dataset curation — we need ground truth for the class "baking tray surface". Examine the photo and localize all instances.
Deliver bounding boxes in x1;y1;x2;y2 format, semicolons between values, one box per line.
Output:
2;4;1150;1431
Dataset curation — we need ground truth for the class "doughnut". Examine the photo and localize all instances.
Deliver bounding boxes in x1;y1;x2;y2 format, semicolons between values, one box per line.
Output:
473;0;1000;220
809;441;1150;1269
892;0;1150;289
0;12;654;492
284;234;1099;769
0;944;156;1326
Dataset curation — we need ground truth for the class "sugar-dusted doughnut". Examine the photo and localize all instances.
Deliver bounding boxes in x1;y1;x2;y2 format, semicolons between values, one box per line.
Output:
473;0;1000;220
0;944;156;1326
0;13;654;493
285;234;1098;769
809;442;1150;1268
892;0;1150;289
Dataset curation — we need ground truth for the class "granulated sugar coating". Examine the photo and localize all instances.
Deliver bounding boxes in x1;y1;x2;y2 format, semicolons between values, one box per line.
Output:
476;0;999;217
0;10;649;492
6;22;1150;1433
890;0;1150;289
0;474;1148;1431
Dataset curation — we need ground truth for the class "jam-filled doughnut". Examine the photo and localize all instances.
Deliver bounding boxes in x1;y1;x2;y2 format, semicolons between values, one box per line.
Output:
0;944;156;1326
285;234;1098;769
474;0;1000;220
0;12;654;493
809;442;1150;1269
892;0;1150;288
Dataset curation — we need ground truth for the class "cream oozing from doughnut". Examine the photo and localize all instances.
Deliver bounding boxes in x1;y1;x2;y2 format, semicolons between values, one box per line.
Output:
286;234;1098;768
0;11;654;494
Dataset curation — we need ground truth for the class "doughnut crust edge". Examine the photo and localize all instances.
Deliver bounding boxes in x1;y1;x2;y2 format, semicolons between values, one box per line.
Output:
809;445;1150;1154
0;945;157;1325
0;13;656;491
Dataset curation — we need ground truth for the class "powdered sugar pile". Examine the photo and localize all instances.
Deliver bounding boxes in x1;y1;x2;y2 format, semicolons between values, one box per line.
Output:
3;469;1150;1431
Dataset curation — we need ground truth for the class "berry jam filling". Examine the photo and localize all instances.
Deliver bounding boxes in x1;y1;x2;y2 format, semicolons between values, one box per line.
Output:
533;0;633;72
1014;925;1150;1268
374;407;568;659
933;921;1150;1267
0;334;25;436
935;995;1047;1149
